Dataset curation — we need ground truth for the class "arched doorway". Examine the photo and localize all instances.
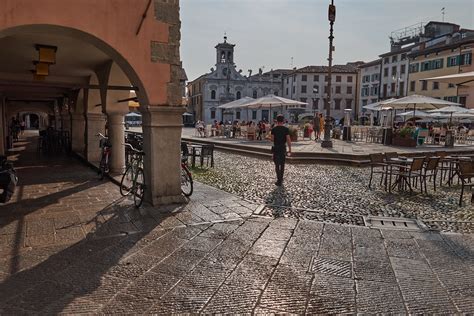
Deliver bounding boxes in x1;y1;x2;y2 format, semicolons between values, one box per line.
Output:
0;22;184;205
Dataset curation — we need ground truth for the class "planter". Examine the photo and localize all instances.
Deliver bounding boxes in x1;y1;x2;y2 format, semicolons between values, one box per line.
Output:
392;137;417;147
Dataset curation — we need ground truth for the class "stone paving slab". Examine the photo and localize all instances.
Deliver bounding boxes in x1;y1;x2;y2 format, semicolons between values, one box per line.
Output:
1;136;474;314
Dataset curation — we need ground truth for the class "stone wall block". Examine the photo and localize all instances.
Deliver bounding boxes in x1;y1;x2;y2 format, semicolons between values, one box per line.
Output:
151;42;180;64
154;0;180;25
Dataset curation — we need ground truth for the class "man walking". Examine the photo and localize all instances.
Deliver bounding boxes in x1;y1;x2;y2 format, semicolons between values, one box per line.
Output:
271;114;291;186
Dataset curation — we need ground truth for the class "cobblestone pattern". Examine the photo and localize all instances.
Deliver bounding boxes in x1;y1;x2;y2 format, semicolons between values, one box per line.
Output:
192;151;474;233
1;140;473;314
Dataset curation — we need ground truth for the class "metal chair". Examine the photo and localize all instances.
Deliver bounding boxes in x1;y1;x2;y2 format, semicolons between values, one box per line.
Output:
422;156;440;193
458;160;474;206
389;157;425;194
200;144;214;168
368;153;387;189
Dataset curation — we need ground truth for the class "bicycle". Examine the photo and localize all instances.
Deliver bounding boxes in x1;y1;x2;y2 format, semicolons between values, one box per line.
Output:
180;142;193;197
120;143;145;208
97;133;111;180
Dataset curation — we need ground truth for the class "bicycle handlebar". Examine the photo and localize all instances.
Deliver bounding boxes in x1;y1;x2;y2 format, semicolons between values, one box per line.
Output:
123;143;144;154
96;133;107;139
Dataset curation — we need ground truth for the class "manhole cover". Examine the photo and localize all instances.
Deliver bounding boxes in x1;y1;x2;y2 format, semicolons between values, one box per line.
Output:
364;216;425;231
310;257;352;278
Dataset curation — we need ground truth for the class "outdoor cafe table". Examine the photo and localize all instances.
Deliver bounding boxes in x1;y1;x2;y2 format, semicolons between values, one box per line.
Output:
386;157;413;192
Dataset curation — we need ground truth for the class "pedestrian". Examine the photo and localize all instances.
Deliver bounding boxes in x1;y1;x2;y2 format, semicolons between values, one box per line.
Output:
271;114;292;186
20;120;25;135
312;114;320;140
319;113;324;138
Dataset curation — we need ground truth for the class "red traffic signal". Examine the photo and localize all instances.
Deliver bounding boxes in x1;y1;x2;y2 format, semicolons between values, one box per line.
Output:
328;4;336;22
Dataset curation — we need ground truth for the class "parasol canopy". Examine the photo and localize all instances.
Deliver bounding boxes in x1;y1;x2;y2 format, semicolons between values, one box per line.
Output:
424;71;474;87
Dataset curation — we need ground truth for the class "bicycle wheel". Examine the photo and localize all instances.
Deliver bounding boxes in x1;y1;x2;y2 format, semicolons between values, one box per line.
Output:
120;165;134;196
133;168;145;208
181;166;193;197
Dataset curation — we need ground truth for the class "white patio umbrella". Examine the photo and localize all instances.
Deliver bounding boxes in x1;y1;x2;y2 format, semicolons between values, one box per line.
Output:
424;71;474;87
217;97;255;121
245;94;307;120
362;98;396;111
427;105;470;123
397;110;429;118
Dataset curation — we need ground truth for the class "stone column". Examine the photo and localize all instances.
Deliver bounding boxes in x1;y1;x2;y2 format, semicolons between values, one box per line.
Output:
107;112;127;174
0;98;5;156
86;113;106;163
141;106;185;205
71;113;86;155
61;110;71;133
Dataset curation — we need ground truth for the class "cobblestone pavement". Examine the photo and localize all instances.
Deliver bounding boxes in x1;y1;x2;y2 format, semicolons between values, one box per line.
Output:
1;135;473;314
192;152;474;233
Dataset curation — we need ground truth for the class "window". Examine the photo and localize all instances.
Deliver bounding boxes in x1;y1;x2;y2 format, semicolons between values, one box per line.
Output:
274;90;279;96
312;98;319;109
392;55;398;63
383;68;389;77
384;57;389;64
253;90;258;98
460;52;472;65
325;76;329;82
371;99;378;104
409;63;419;73
236;91;241;99
371;73;379;81
314;75;319;81
432;81;439;90
302;75;307;81
361;86;369;97
400;64;406;74
421;80;427;91
236;111;241;120
252;110;257;120
286;77;289;84
383;84;387;98
401;53;407;61
391;83;396;94
210;108;216;119
410;81;416;91
459;96;467;106
211;90;216;99
373;85;379;96
273;74;279;79
324;86;328;93
347;86;352;94
335;86;341;94
447;56;459;67
336;76;341;82
300;98;307;103
292;86;295;94
346;99;353;109
392;66;397;76
421;58;444;71
347;76;353;83
362;75;370;83
285;87;289;95
448;83;455;88
334;99;341;110
399;82;404;96
444;96;458;103
362;100;368;106
301;85;307;93
313;85;319;94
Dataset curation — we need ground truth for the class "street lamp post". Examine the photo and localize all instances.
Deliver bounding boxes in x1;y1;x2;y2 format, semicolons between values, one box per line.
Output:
321;0;336;148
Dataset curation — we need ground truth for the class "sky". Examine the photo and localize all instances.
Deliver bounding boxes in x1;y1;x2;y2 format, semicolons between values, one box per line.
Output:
180;0;474;81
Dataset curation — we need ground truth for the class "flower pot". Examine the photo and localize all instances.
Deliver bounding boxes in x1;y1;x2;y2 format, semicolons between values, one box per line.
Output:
392;137;416;147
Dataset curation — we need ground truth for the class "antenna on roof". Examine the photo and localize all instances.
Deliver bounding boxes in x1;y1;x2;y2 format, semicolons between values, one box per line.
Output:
224;31;227;43
441;7;445;22
290;57;294;68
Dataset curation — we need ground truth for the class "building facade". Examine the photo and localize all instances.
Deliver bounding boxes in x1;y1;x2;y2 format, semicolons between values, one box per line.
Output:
379;47;411;99
408;30;474;107
358;59;381;116
282;64;359;120
187;38;290;123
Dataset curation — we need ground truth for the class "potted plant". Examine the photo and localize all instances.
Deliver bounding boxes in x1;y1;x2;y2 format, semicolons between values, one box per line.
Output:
392;127;417;147
289;126;298;142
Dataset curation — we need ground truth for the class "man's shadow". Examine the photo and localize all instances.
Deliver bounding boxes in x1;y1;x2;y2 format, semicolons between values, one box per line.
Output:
264;185;293;217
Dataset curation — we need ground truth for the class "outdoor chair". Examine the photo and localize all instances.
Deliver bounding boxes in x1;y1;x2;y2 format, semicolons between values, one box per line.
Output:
181;142;190;164
389;157;425;194
458;160;474;206
455;130;467;144
368;153;387;189
240;126;248;138
435;151;450;186
467;130;474;144
422;156;440;193
416;129;429;146
247;126;256;140
384;152;398;163
200;144;214;168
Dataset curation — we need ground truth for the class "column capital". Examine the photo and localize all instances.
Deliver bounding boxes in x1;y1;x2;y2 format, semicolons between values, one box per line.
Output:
140;105;185;127
87;112;107;121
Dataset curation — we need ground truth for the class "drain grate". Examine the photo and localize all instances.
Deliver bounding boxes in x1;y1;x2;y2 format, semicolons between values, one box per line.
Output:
310;257;352;278
364;216;425;231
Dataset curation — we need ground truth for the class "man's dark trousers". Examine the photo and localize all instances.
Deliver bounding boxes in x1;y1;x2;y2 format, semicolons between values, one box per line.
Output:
273;150;286;184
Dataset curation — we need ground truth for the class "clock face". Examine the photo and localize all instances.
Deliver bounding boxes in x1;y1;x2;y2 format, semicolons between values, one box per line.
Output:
222;68;228;76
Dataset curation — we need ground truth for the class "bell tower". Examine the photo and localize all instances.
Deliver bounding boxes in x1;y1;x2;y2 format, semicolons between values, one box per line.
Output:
215;35;235;66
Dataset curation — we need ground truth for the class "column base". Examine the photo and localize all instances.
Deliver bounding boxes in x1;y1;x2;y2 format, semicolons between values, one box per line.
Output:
150;194;187;206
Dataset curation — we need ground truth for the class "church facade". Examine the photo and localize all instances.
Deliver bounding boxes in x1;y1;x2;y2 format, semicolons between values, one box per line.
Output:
187;37;291;123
